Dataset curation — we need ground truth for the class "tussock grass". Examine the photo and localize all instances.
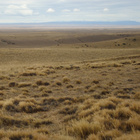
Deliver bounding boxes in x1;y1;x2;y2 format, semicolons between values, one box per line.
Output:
55;80;62;86
66;85;74;88
0;129;48;140
19;101;41;113
63;77;70;83
129;101;140;114
115;132;140;140
67;119;102;139
119;118;140;132
53;135;75;140
0;38;139;139
98;100;116;110
87;134;99;140
92;80;99;84
99;129;122;140
0;101;4;108
20;71;37;76
110;107;132;120
42;69;55;75
36;80;50;86
59;106;77;115
0;86;6;90
75;80;82;84
134;92;140;99
0;92;4;96
18;82;32;88
8;82;18;87
33;119;52;128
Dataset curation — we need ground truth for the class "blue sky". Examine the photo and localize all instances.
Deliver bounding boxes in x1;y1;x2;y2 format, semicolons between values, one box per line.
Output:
0;0;140;23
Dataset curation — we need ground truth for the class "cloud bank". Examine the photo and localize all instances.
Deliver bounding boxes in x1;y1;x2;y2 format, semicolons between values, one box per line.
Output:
0;0;139;23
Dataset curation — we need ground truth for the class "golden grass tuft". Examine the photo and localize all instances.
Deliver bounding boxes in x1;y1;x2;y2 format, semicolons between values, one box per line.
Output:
99;129;122;140
0;86;6;90
67;119;101;139
129;101;140;114
8;82;18;87
75;80;82;84
111;107;132;120
63;77;70;83
115;133;140;140
119;118;140;132
0;129;48;140
92;80;99;84
36;80;50;86
55;80;62;86
59;106;77;115
3;100;16;112
66;85;74;88
20;71;37;76
134;92;140;99
0;92;4;96
0;101;4;108
19;101;41;113
87;134;99;140
18;82;31;88
33;119;52;128
53;135;75;140
98;100;116;110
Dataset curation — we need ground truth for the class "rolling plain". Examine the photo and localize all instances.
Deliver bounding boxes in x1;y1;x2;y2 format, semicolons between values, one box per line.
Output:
0;27;140;140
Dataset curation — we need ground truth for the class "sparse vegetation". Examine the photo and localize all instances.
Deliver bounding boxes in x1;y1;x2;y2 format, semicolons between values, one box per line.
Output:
0;29;140;139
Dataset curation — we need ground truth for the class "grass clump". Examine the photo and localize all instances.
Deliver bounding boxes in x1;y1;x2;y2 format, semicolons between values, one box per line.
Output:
59;106;77;115
63;77;70;83
134;92;140;99
0;129;48;140
129;102;140;114
111;107;132;120
99;100;116;110
18;83;31;88
55;81;62;86
75;80;82;84
20;71;37;76
67;119;101;139
8;82;18;87
19;101;41;113
36;80;50;86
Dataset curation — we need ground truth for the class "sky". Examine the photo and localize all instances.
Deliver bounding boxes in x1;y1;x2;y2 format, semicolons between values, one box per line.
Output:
0;0;140;23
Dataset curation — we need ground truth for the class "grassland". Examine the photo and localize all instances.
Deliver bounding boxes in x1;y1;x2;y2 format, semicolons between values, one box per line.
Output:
0;28;140;140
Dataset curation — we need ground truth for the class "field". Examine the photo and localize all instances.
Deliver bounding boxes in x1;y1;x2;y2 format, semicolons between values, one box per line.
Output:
0;27;140;140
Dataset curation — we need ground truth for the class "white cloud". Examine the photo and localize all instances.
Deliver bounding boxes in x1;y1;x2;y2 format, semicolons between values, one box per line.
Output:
0;0;140;23
59;0;66;2
104;8;109;12
47;8;55;13
4;4;33;16
73;8;80;12
62;9;71;12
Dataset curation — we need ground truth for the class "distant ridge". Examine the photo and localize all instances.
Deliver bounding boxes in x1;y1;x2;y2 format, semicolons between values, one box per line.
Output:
0;21;140;26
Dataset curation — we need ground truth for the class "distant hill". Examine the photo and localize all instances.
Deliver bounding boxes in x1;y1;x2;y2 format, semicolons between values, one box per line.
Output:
0;21;140;27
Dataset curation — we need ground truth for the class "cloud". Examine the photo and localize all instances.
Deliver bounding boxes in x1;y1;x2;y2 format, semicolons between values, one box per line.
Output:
73;8;80;12
47;8;55;13
4;4;33;16
0;0;140;23
104;8;109;12
62;9;71;12
59;0;66;2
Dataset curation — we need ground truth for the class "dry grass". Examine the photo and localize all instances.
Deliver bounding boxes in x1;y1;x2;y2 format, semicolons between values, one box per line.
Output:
0;29;140;139
67;119;102;139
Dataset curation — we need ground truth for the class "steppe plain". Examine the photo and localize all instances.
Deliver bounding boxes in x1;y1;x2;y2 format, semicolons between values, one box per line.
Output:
0;27;140;140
